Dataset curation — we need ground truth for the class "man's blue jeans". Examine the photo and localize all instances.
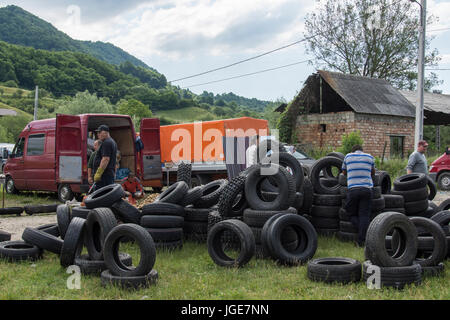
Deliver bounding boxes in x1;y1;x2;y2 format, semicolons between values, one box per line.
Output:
344;187;373;244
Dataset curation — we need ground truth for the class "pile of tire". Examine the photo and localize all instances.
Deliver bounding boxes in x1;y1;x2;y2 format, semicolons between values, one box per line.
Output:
309;156;345;237
391;173;437;218
363;211;447;289
337;171;388;243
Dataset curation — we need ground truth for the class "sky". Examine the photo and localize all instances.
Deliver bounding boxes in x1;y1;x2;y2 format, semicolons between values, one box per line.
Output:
1;0;450;102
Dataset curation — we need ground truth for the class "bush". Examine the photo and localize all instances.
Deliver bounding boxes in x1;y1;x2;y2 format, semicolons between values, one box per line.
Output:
338;130;364;155
2;80;18;88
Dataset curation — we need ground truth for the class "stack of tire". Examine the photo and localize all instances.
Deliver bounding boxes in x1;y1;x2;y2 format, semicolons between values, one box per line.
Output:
391;173;436;218
416;209;450;263
337;171;388;243
242;162;298;258
308;156;344;237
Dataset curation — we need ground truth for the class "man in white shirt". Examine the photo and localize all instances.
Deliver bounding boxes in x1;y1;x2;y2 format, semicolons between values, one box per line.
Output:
246;136;259;168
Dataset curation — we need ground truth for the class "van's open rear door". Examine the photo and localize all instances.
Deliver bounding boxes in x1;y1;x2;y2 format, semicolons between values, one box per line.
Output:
56;114;83;183
140;118;162;186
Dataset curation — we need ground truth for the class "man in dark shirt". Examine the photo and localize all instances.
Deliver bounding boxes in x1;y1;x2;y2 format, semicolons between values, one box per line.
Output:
88;139;102;185
93;125;117;190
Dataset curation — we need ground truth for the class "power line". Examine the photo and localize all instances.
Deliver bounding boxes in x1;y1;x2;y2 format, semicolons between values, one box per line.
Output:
428;26;450;33
182;59;312;89
168;0;405;83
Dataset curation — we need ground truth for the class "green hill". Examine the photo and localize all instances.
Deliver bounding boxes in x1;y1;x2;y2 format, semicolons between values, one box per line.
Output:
0;5;152;70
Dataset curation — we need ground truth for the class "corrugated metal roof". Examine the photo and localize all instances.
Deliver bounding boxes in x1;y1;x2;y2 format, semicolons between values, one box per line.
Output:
0;108;17;116
318;70;416;118
399;90;450;114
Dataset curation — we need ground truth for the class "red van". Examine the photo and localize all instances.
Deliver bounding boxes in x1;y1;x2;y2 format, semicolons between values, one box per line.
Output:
3;114;162;202
429;147;450;191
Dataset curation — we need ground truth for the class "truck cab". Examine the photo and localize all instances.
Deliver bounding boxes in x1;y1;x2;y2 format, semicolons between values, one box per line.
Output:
429;147;450;191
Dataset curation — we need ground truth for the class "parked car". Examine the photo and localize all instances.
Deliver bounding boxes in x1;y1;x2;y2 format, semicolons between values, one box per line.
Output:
429;147;450;191
282;145;316;176
0;143;14;173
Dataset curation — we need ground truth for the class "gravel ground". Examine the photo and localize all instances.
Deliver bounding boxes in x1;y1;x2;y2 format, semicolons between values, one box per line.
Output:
1;191;449;241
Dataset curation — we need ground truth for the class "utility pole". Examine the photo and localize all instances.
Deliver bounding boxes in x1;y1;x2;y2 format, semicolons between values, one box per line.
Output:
33;85;38;121
412;0;426;148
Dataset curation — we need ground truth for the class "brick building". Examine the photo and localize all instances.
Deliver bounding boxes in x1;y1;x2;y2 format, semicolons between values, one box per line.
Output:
285;71;417;158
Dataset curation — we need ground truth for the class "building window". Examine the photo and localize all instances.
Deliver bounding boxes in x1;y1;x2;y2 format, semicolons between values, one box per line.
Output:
27;134;45;156
390;136;404;158
320;124;326;132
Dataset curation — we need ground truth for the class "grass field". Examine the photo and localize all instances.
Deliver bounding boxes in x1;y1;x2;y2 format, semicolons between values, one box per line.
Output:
0;235;448;300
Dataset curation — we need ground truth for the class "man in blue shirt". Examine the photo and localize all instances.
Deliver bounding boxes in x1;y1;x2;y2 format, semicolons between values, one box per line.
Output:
342;144;375;246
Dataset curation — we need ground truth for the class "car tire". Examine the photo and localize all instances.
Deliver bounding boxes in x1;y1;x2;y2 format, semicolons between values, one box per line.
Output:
22;227;63;255
218;175;248;217
140;215;184;228
307;257;362;284
101;269;158;290
437;172;450;191
60;217;86;267
75;253;132;275
180;186;203;207
111;199;141;224
84;208;117;260
0;240;42;261
141;202;185;217
155;181;189;205
393;173;427;192
309;157;343;195
362;260;422;289
410;217;447;267
84;184;125;209
56;204;71;239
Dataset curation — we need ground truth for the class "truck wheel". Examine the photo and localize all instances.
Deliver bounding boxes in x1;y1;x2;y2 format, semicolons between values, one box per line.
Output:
5;176;18;194
58;184;74;203
437;172;450;191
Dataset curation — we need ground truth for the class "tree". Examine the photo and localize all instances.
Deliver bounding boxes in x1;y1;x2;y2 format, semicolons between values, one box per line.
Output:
116;99;152;130
56;91;114;115
304;0;441;90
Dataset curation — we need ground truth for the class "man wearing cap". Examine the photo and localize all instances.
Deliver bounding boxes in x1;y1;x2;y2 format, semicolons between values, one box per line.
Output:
93;125;117;190
406;140;429;175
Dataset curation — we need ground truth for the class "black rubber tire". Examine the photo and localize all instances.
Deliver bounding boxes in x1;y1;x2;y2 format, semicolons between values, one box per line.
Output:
141;202;185;217
339;221;358;233
84;184;125;209
5;176;18;195
313;194;343;207
381;208;406;214
299;177;313;214
176;162;192;188
184;206;214;222
373;171;392;195
307;257;362;284
180;186;203;207
245;164;295;211
362;260;422;289
60;217;86;267
404;199;429;216
383;194;405;208
0;230;11;242
292;192;304;212
0;240;42;261
75;253;132;275
391;187;429;202
56;204;71;239
430;210;450;236
243;208;297;228
103;224;156;277
426;176;437;201
183;221;208;236
207;219;255;267
71;206;91;219
327;151;345;160
140;215;184;228
420;263;445;278
338;173;347;186
436;198;450;212
36;224;60;237
145;228;183;242
0;207;23;216
393;173;427;192
110;199;141;225
22;227;63;254
24;204;59;215
101;269;158;290
365;212;418;267
84;207;118;260
311;217;339;229
262;152;304;191
410;217;447;267
310;205;340;219
155;181;189;205
218;175;248;217
371;197;386;213
193;179;228;209
310;157;343;195
263;214;317;265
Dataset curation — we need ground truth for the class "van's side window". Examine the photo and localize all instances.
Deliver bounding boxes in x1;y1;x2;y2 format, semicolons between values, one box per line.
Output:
27;134;46;156
13;138;25;157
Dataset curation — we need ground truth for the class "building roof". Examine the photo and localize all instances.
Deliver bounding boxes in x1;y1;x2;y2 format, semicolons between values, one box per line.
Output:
399;90;450;125
316;70;416;118
0;108;17;116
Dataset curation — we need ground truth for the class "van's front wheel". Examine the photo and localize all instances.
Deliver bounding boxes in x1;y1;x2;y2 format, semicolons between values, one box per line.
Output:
58;184;74;203
437;172;450;191
5;176;18;194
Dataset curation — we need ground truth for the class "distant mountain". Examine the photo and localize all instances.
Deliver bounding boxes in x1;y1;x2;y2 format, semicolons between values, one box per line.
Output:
0;5;151;70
